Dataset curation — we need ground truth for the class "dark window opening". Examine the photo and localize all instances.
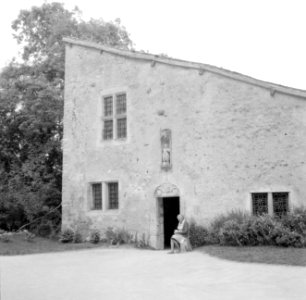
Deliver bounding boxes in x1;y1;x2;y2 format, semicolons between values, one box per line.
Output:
116;93;126;115
252;193;268;215
104;96;113;116
273;192;289;217
108;182;119;209
117;118;127;139
92;183;102;210
103;120;113;140
102;93;127;141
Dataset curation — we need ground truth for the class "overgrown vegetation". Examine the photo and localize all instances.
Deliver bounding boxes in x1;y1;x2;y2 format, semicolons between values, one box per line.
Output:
59;228;75;243
189;208;306;248
0;2;132;234
57;209;306;250
105;227;133;245
89;230;101;244
189;223;210;247
58;226;152;249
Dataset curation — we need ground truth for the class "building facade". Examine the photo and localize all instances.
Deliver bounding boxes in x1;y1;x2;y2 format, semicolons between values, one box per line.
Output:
62;38;306;249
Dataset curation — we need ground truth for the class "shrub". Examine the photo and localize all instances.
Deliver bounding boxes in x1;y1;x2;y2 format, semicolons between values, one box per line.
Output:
281;212;306;236
24;230;36;242
0;232;11;243
59;228;74;243
247;215;277;245
116;228;133;244
217;215;280;246
73;231;83;243
90;230;100;244
37;223;52;237
234;219;254;246
105;227;132;245
210;210;247;235
270;224;304;247
105;227;116;244
213;212;305;248
185;209;306;248
218;220;246;246
134;232;152;249
189;223;210;247
276;231;304;248
188;210;306;248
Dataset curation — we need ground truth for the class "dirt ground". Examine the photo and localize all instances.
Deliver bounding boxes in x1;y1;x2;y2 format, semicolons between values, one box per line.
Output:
0;247;305;300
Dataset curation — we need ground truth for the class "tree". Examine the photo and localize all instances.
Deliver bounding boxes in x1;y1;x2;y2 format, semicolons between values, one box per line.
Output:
0;2;132;231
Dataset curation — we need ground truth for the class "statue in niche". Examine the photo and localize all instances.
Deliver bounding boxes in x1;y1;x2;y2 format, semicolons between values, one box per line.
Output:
162;148;170;164
161;129;172;171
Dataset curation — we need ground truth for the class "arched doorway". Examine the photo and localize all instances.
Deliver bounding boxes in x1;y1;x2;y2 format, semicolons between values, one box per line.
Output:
154;183;180;249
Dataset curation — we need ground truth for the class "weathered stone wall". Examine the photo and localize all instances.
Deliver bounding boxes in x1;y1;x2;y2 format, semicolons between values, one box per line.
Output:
62;43;306;247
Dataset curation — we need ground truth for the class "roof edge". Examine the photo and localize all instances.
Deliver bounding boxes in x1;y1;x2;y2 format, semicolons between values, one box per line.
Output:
63;37;306;99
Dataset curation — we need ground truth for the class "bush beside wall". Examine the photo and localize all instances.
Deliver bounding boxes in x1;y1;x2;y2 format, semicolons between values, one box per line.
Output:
189;209;306;248
59;209;306;248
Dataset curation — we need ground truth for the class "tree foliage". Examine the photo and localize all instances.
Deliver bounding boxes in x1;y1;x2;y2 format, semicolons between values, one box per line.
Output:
0;2;132;231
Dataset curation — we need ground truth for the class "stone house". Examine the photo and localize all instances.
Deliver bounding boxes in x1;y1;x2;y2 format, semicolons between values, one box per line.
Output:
62;38;306;249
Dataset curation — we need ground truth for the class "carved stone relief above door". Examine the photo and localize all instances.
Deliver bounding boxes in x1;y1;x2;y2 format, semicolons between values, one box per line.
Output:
154;182;180;198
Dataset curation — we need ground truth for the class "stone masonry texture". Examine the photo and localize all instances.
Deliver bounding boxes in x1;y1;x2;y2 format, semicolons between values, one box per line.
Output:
62;40;306;248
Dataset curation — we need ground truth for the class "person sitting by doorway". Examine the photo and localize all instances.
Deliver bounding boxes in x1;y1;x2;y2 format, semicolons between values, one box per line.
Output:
168;214;192;254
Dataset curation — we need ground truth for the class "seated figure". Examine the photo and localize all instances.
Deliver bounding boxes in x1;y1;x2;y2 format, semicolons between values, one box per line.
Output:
169;214;192;254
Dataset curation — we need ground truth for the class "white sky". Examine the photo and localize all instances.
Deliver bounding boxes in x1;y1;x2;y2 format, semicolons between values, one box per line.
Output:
0;0;305;89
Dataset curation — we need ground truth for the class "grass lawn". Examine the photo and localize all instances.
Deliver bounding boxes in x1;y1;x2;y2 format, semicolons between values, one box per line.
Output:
0;234;112;256
199;245;306;266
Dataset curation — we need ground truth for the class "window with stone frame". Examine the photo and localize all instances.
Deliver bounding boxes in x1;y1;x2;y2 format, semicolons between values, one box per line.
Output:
102;93;127;141
104;96;113;116
103;120;113;140
117;117;127;139
272;192;289;217
252;193;268;215
107;182;119;209
92;183;102;210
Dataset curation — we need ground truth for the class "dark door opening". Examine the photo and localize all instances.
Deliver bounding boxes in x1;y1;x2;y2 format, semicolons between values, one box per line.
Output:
163;197;180;248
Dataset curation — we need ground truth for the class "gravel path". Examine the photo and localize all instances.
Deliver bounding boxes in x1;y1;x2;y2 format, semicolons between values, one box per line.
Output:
0;247;305;300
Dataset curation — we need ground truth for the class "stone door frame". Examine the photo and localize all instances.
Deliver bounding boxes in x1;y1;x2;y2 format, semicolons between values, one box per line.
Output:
154;183;180;249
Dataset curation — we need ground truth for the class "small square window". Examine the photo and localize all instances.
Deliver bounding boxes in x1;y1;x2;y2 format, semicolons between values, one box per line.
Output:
117;118;127;139
116;94;126;115
252;193;268;215
108;182;119;209
104;96;113;117
92;183;102;210
273;192;289;217
103;120;113;140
